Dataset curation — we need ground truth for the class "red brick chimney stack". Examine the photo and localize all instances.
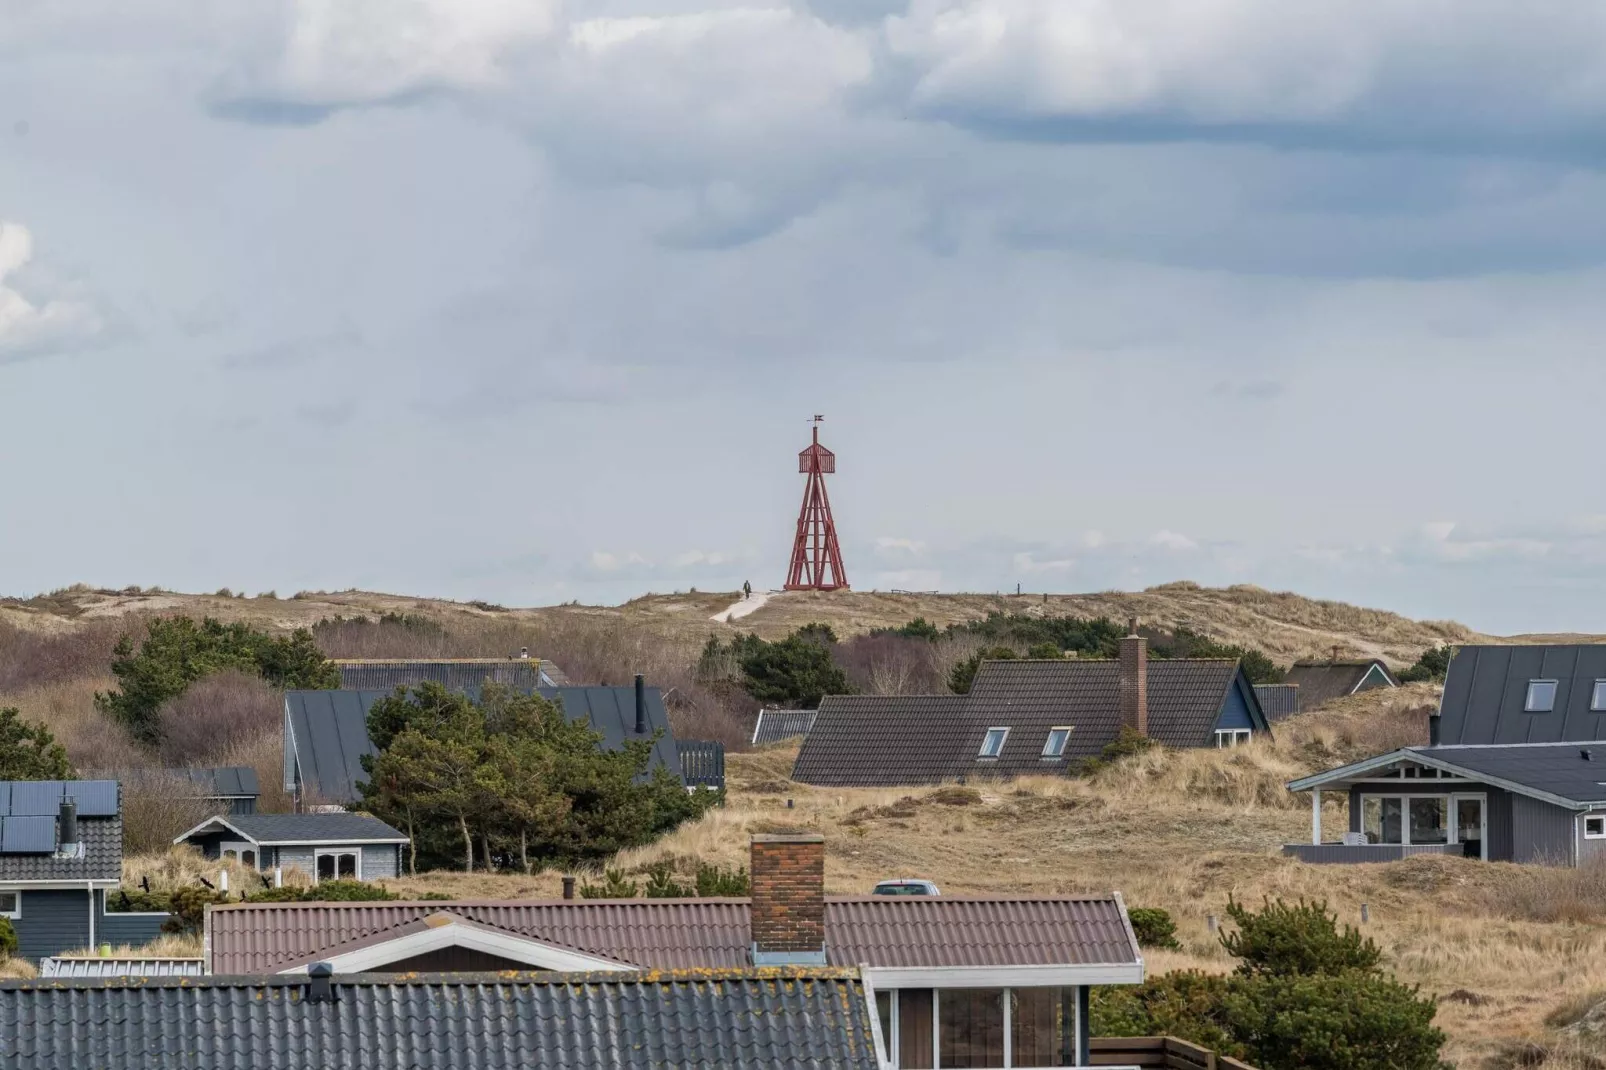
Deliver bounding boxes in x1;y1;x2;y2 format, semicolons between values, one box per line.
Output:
1119;618;1149;737
749;833;827;965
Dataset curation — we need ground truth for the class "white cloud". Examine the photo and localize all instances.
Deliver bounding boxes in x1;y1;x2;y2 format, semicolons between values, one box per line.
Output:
588;549;650;572
1149;530;1198;552
0;222;105;362
875;536;926;555
1012;551;1074;573
881;1;1606;150
673;549;731;568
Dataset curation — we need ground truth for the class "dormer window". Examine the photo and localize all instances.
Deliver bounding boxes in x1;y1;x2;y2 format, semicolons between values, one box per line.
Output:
978;727;1009;759
1592;681;1606;712
1041;727;1072;758
1526;680;1558;713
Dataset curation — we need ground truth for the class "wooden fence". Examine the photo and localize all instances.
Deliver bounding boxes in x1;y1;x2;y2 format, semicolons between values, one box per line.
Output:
677;740;726;790
1089;1037;1257;1070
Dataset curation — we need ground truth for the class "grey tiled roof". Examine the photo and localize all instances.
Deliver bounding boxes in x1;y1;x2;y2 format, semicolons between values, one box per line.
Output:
1253;684;1301;722
1282;660;1396;709
286;686;678;804
1294;742;1606;808
752;709;818;746
0;817;121;882
183;813;407;846
1439;645;1606;746
792;695;970;786
208;895;1142;974
0;968;881;1070
794;659;1256;786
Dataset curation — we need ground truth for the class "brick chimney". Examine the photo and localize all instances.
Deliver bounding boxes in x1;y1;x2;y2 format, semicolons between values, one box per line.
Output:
1119;618;1148;737
749;833;827;965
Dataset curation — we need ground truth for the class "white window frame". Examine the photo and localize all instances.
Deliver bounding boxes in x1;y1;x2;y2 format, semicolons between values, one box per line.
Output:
315;849;361;882
1526;679;1559;712
877;986;1081;1068
0;890;19;919
1041;727;1072;759
1592;681;1606;712
219;841;260;869
1586;816;1606;840
1214;728;1252;748
978;728;1009;759
1359;792;1487;859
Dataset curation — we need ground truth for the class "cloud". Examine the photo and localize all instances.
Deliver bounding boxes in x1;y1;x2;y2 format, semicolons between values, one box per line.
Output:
1149;530;1199;552
208;0;562;117
875;536;926;555
0;222;105;362
880;1;1606;155
1012;551;1074;573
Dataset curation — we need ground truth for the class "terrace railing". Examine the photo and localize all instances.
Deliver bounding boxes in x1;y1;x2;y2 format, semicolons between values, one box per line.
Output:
678;740;726;791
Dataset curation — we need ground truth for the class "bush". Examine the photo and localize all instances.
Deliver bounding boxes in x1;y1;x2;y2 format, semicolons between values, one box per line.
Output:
1090;971;1243;1055
246;881;396;903
97;616;337;744
1128;907;1181;950
1399;645;1454;684
695;862;750;897
0;917;17;960
579;869;639;899
705;625;851;709
643;863;692;898
156;669;285;766
162;885;230;935
1222;896;1381;978
0;706;72;779
1224;970;1447;1070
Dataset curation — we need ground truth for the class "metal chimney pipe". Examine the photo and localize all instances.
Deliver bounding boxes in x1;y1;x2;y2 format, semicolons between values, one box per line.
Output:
1428;714;1441;747
58;798;78;849
562;875;576;900
635;674;648;735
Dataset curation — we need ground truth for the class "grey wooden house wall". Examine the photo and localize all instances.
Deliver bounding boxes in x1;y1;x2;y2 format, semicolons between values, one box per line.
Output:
1343;782;1580;865
9;891;165;964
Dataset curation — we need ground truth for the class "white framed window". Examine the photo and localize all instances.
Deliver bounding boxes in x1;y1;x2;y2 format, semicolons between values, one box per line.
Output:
220;841;259;869
978;728;1010;759
1587;816;1606;839
1214;729;1252;748
1041;727;1072;758
1526;679;1558;712
0;890;19;919
1592;681;1606;712
316;850;360;882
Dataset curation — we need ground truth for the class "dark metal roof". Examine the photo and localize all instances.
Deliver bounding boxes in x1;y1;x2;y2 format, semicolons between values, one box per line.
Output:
335;658;567;691
1253;684;1301;722
1291;742;1606;808
793;659;1261;786
286;687;680;804
181;813;407;846
0;815;121;882
38;958;203;979
207;894;1140;975
1281;660;1397;709
1438;645;1606;746
752;709;818;746
114;767;260;798
0;968;881;1070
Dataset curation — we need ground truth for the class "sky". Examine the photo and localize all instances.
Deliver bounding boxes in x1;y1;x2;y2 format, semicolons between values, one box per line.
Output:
3;1;1606;635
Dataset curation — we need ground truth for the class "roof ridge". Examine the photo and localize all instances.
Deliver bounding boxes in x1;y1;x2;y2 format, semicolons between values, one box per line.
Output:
0;966;867;991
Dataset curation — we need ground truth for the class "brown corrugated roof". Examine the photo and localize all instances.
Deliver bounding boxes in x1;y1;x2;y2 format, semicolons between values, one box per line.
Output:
207;895;1138;975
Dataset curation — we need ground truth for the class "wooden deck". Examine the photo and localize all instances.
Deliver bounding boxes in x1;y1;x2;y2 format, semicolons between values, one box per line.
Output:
1090;1036;1257;1070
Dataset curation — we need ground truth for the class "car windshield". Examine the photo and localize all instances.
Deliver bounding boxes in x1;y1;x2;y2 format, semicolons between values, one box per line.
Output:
875;883;929;895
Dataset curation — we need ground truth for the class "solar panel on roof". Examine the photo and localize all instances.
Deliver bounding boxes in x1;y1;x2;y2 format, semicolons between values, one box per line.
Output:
0;815;58;853
0;783;10;817
67;781;119;816
7;781;66;816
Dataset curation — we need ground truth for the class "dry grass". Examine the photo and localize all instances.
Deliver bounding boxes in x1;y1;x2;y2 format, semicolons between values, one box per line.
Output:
57;933;203;958
0;958;38;979
2;676;146;772
121;846;291;897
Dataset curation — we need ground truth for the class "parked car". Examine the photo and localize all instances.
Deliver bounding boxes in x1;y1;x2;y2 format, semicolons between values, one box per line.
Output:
871;879;940;896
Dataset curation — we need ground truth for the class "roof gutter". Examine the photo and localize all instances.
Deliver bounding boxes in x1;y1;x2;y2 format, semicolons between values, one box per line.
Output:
863;962;1145;989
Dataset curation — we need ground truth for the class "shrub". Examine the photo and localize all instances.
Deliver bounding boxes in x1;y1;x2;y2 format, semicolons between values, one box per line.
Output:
1089;971;1243;1055
246;881;396;903
97;616;337;744
695;862;749;897
579;869;639;899
723;625;850;709
1222;896;1381;978
643;863;692;898
1224;970;1447;1070
0;706;72;779
1128;907;1181;950
162;886;230;935
0;917;17;960
1399;645;1455;684
156;669;284;766
1101;725;1156;763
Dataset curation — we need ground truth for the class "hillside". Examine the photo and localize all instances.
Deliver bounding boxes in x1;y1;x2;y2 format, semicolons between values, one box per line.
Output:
2;581;1498;666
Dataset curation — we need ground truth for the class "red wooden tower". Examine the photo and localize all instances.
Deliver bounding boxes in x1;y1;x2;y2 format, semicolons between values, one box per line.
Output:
784;415;849;591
